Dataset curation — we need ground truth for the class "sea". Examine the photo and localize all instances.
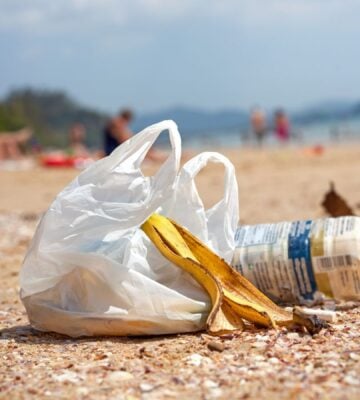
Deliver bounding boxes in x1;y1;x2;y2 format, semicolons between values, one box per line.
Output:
180;116;360;149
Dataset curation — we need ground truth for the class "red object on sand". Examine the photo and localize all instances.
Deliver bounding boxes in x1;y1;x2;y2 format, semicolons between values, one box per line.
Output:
302;144;325;156
42;155;77;167
313;144;324;155
42;154;93;169
42;154;72;167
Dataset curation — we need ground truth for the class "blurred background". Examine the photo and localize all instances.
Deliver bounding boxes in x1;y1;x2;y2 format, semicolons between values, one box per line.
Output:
1;0;360;153
0;0;360;222
2;3;360;397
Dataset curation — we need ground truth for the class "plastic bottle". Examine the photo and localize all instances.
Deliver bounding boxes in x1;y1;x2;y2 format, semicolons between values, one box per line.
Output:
231;216;360;303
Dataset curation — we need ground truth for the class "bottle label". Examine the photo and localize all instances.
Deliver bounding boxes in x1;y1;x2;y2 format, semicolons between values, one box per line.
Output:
232;217;360;302
232;221;307;302
288;220;317;300
311;217;360;299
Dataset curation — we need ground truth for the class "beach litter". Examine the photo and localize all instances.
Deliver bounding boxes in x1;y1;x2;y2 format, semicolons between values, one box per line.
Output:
18;120;359;339
20;120;247;337
322;182;355;217
232;215;360;305
2;134;360;399
142;213;325;335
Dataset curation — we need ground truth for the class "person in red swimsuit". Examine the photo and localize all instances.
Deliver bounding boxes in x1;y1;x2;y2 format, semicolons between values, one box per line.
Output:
274;109;290;142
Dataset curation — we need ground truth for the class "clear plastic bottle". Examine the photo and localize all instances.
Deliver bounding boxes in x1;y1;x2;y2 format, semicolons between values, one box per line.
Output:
231;216;360;303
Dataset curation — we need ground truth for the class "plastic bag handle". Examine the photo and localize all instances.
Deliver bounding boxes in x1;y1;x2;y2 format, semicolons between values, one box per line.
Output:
181;151;238;212
179;152;239;259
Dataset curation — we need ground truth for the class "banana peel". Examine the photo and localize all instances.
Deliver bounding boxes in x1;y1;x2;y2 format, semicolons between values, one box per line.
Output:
141;214;327;335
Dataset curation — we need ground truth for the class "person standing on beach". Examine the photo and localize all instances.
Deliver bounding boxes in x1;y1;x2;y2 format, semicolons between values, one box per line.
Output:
69;123;89;157
250;107;267;146
102;109;166;161
274;109;290;142
103;109;133;156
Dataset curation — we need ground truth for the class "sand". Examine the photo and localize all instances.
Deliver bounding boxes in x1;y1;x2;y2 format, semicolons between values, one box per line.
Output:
1;144;360;399
1;145;360;221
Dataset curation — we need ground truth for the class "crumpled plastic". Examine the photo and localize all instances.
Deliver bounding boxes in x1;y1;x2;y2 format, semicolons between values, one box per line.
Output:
20;120;239;337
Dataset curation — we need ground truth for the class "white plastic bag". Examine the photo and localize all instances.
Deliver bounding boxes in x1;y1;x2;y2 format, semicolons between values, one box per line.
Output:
20;120;239;337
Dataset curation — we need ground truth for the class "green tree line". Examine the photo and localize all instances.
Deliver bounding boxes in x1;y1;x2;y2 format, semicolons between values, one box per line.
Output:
0;88;109;148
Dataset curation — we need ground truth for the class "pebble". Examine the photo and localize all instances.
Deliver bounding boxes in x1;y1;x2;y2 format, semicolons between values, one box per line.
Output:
251;342;267;350
76;387;90;396
268;357;280;365
343;375;360;386
349;352;360;361
108;371;134;381
327;360;339;367
207;341;225;352
206;388;223;398
253;355;266;362
53;371;81;383
203;379;219;389
140;383;154;392
94;352;108;361
286;332;301;340
186;353;203;367
304;364;314;374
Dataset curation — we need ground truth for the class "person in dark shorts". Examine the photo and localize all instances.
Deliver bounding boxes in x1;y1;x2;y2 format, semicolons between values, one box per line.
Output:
250;107;267;146
103;109;133;156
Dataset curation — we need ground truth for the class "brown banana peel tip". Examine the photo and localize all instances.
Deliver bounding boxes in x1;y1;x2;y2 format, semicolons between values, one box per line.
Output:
141;214;327;335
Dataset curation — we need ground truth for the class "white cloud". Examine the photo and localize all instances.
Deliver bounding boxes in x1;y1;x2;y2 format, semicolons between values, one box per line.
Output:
1;0;360;111
0;0;196;33
1;0;359;41
210;0;360;27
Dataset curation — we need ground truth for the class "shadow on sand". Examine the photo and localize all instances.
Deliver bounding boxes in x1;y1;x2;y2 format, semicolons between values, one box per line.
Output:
0;324;190;345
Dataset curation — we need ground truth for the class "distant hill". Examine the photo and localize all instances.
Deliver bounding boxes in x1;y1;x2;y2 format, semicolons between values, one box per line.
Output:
0;88;109;147
0;89;249;147
293;100;360;124
1;87;359;148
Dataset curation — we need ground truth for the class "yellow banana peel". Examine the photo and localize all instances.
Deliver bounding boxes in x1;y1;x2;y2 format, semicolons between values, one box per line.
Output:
141;214;326;335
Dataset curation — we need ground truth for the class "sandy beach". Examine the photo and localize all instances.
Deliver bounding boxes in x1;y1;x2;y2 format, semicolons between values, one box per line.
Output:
1;144;360;399
1;145;360;221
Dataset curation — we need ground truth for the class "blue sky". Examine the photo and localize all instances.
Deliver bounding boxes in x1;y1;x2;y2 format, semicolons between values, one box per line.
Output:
1;0;360;113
